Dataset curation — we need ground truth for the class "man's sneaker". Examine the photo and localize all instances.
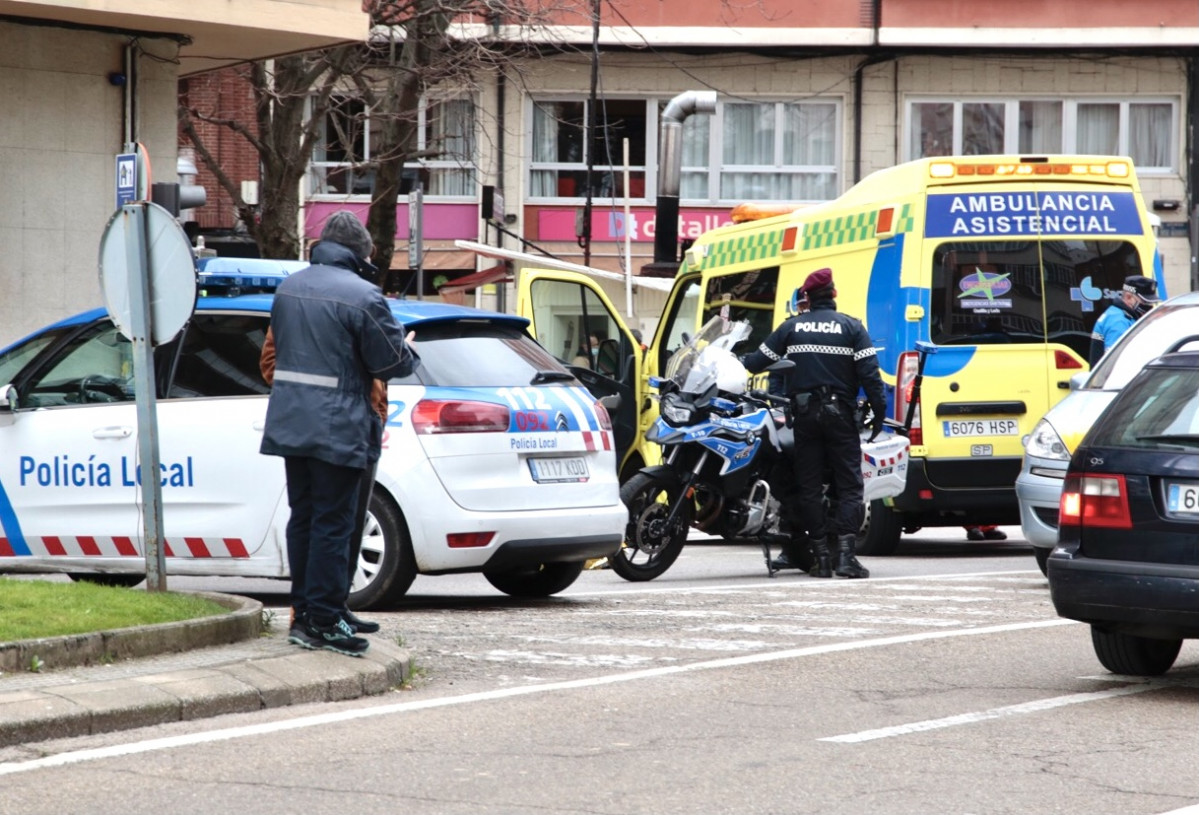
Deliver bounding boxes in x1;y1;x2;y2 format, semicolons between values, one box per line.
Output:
342;608;380;634
983;528;1007;541
305;616;370;657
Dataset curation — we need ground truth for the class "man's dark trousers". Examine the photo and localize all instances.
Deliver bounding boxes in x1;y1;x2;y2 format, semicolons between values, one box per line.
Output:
791;400;864;539
284;456;363;623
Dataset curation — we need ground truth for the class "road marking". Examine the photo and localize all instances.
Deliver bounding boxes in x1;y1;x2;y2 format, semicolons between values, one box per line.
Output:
819;680;1182;744
0;617;1074;777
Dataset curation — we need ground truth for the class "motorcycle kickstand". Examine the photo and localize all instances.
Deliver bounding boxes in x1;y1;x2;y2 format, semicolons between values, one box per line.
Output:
761;540;777;578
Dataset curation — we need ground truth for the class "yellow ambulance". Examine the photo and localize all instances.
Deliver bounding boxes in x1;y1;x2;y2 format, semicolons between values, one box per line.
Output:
517;154;1165;555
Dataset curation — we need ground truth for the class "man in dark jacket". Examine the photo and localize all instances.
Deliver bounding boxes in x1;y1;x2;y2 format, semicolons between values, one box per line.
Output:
742;268;886;579
260;211;418;656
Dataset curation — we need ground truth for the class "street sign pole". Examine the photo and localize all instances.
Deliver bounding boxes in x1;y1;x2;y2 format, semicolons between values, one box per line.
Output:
408;185;423;301
122;203;168;592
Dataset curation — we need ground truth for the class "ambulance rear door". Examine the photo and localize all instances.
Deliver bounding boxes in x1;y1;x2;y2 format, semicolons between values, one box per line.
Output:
920;182;1152;478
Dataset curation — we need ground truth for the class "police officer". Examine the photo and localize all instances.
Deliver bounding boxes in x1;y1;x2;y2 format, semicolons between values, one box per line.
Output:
1088;274;1159;365
742;268;886;579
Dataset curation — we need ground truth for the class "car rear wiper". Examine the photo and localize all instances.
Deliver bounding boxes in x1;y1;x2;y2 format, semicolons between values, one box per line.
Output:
1134;433;1199;448
530;370;576;385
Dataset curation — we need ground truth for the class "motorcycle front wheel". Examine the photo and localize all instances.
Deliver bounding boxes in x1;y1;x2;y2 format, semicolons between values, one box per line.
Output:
613;471;694;581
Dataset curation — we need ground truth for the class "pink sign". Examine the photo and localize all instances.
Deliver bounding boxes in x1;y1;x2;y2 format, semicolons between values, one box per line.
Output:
305;202;478;242
537;207;734;243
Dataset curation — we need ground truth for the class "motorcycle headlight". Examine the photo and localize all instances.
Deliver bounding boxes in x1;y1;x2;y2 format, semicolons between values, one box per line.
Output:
659;394;695;427
1023;418;1070;461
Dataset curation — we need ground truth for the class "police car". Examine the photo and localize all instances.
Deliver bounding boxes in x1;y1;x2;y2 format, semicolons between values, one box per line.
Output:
0;258;625;608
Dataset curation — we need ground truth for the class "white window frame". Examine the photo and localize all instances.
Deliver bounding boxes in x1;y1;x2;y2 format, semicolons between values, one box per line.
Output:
526;95;844;206
904;96;1179;174
308;94;478;201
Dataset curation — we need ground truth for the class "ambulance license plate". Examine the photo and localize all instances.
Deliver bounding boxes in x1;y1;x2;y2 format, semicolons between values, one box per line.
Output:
1166;482;1199;516
528;456;590;483
942;419;1020;438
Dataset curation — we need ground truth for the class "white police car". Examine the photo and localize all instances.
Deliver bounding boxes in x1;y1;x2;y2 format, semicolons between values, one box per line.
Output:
0;258;625;607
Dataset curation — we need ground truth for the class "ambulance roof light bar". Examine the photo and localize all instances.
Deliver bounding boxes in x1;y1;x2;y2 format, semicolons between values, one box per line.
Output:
928;158;1132;180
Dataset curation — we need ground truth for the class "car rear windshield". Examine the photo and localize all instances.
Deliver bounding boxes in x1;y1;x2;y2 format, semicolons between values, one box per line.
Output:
930;239;1144;359
395;322;572;388
1087;365;1199;450
1086;303;1199;390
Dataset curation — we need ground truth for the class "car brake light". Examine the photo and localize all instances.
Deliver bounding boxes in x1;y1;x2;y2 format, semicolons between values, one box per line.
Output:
447;532;495;548
1059;473;1132;529
593;399;613;431
895;350;922;444
1054;350;1083;370
411;400;510;434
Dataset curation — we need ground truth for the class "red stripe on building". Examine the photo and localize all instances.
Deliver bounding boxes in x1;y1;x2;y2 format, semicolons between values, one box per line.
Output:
0;538;12;556
43;536;67;556
224;538;249;558
78;536;102;556
184;537;211;558
114;536;137;556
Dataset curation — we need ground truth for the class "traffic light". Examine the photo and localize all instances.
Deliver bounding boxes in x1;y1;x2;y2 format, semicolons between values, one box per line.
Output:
150;182;207;217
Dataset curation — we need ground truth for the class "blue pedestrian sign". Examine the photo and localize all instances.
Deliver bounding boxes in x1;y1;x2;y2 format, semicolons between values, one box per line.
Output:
116;152;137;208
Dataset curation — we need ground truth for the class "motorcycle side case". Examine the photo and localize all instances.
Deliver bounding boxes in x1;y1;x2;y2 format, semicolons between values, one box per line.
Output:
859;431;910;504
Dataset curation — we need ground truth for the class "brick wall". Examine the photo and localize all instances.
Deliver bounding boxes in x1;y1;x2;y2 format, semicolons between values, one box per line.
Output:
178;68;260;231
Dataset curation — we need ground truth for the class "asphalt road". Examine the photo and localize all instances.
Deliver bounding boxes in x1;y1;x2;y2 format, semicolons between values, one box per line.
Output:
2;527;1197;815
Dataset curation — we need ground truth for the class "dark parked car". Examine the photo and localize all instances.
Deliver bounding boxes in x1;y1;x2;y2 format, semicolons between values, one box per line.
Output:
1048;350;1199;676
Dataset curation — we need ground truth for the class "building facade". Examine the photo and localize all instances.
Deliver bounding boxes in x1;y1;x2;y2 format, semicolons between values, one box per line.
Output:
0;0;370;344
181;1;1197;326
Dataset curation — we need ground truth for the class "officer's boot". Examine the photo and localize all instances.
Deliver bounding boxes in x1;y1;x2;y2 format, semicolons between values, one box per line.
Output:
807;536;832;578
834;534;870;579
771;535;810;571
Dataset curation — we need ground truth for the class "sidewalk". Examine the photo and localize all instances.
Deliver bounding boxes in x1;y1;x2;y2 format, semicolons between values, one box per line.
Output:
0;593;410;748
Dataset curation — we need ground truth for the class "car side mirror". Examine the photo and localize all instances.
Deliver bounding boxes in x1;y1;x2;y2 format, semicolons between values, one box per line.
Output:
0;382;18;423
599;393;621;414
1068;372;1089;391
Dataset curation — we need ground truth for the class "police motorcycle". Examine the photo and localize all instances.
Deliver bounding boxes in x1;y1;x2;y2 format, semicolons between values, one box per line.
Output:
613;317;802;581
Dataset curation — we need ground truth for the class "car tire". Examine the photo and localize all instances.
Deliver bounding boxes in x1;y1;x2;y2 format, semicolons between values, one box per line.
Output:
348;492;416;611
68;573;145;588
1033;546;1050;576
856;499;902;556
484;560;585;597
1090;626;1182;676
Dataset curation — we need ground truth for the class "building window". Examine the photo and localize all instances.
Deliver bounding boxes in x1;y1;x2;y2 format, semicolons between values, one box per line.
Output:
907;98;1177;172
310;95;476;198
530;99;648;199
528;97;842;205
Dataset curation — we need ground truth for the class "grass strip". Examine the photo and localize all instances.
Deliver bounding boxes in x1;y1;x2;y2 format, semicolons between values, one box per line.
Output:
0;578;227;642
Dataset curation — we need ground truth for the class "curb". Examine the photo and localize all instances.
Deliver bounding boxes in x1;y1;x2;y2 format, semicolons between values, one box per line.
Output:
0;591;263;674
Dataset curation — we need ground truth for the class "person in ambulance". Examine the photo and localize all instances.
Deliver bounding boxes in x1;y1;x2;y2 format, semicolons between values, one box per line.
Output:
0;258;625;608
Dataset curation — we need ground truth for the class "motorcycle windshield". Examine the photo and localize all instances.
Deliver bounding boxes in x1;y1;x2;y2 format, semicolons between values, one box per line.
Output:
663;317;751;394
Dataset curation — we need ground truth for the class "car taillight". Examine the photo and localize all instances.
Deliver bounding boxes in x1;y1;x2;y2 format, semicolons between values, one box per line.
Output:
895;350;922;444
1059;473;1132;529
593;399;613;431
411;400;510;434
1054;349;1083;370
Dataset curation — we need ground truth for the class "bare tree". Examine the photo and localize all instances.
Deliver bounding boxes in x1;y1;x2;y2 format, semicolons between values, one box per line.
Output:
180;0;575;264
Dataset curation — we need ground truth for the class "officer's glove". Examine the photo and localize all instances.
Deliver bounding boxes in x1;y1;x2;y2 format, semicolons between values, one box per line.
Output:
868;414;885;443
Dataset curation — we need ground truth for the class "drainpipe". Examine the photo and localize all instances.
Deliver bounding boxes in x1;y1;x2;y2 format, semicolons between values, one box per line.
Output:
641;90;717;277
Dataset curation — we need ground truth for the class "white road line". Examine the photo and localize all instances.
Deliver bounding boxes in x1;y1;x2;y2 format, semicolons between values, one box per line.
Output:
0;617;1074;777
819;683;1166;744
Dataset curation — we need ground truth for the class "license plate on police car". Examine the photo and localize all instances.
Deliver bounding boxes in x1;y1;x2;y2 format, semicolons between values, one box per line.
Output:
942;419;1020;438
1166;481;1199;516
528;456;590;483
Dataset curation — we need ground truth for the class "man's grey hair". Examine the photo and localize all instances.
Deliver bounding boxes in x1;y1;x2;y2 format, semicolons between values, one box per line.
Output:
320;211;373;260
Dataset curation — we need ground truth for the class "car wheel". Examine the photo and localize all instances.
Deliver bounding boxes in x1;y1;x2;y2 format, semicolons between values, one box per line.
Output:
68;573;145;588
855;499;902;555
348;492;416;610
1090;626;1182;676
1033;546;1049;576
484;560;585;597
